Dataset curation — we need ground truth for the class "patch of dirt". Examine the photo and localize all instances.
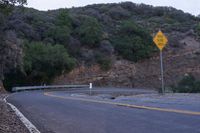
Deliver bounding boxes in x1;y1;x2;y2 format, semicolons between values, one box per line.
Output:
0;94;29;133
0;80;6;93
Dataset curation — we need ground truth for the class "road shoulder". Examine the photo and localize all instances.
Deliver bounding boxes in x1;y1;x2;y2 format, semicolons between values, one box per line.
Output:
0;93;29;133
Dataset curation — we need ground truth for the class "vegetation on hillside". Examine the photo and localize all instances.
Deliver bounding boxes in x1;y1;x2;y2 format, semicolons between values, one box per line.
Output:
4;41;75;90
23;42;75;82
0;1;200;90
171;75;200;93
75;16;103;47
0;0;27;87
196;22;200;37
111;20;154;61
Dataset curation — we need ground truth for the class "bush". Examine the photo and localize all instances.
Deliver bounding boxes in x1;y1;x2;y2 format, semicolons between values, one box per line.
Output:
46;10;72;45
172;75;200;93
3;69;27;91
4;41;76;90
76;16;103;47
23;41;75;83
196;23;200;37
95;53;112;71
56;9;72;28
111;20;154;62
47;26;71;45
98;58;112;71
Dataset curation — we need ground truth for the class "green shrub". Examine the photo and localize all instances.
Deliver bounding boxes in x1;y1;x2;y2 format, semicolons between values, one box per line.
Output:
172;75;200;93
76;16;103;47
3;69;27;91
95;53;112;71
56;9;72;28
196;23;200;37
111;20;154;62
98;58;112;71
48;26;71;45
46;9;72;45
23;41;75;83
4;41;76;90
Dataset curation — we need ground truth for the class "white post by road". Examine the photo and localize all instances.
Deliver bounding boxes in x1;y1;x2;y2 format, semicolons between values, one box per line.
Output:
89;83;92;95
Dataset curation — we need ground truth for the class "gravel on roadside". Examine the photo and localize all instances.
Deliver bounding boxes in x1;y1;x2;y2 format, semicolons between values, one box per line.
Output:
0;93;29;133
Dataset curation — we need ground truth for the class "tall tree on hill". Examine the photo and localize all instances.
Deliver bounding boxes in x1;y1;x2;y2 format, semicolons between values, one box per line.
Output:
0;0;26;5
0;0;26;92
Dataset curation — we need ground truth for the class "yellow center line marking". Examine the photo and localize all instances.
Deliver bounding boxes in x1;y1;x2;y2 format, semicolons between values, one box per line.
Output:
44;92;200;116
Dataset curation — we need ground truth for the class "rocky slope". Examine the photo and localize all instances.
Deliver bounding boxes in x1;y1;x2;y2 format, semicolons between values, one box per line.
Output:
54;31;200;89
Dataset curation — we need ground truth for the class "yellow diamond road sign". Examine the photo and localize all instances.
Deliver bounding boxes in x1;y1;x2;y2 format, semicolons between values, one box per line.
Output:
153;30;168;51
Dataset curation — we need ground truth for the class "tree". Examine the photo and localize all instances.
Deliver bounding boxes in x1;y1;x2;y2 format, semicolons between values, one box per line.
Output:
172;75;200;93
47;9;72;45
0;0;27;14
76;16;103;47
0;30;23;91
23;41;75;84
0;0;26;5
56;9;72;28
0;0;27;91
112;20;154;62
1;30;25;91
197;22;200;36
48;26;71;45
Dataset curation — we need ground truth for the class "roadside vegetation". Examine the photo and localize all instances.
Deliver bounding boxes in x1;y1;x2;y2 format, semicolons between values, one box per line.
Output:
23;42;75;83
111;20;154;61
4;41;75;90
196;22;200;37
0;1;200;90
171;75;200;93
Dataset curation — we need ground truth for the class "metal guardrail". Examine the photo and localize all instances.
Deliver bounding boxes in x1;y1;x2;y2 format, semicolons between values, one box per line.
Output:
12;84;90;92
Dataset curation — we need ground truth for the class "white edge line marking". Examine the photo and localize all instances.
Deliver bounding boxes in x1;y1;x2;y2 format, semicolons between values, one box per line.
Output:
4;95;41;133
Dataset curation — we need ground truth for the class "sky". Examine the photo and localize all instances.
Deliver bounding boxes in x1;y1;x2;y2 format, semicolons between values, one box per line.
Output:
27;0;200;16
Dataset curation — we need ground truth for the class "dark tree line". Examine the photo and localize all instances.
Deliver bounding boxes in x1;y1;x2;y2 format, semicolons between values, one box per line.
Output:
0;0;26;82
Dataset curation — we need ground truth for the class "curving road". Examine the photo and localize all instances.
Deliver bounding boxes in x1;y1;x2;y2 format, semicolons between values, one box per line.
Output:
7;88;200;133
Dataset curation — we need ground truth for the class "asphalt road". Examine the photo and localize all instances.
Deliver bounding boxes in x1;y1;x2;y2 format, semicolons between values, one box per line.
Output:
7;88;200;133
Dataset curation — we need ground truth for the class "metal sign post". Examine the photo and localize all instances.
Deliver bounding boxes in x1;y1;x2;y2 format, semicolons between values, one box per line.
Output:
160;51;165;94
153;30;168;94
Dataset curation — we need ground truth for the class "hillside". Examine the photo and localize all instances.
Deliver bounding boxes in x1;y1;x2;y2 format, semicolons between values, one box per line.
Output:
0;2;200;90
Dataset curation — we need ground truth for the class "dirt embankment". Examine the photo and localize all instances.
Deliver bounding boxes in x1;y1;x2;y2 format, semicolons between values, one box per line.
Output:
54;51;200;89
54;33;200;89
0;81;6;93
0;94;29;133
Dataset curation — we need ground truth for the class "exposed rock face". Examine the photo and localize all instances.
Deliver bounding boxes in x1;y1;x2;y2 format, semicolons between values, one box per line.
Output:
54;60;136;88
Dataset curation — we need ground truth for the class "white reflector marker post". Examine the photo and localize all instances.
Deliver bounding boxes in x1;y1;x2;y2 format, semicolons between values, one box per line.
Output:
89;83;92;95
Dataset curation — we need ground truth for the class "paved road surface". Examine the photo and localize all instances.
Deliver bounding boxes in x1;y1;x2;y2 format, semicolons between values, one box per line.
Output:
7;88;200;133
